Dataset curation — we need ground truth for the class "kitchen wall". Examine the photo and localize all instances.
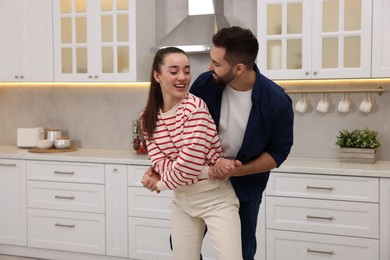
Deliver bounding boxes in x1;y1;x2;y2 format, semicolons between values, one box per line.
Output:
0;82;389;160
0;0;389;161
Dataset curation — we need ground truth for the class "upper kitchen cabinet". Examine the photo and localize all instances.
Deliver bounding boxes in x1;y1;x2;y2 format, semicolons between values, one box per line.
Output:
0;0;53;81
372;0;390;77
53;0;138;81
257;0;372;80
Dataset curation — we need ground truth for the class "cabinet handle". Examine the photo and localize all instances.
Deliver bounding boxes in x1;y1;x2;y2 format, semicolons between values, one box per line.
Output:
306;185;334;191
94;75;98;79
305;71;310;75
307;248;334;255
55;223;75;228
306;214;334;221
54;195;75;200
15;75;19;79
0;163;17;167
54;171;75;175
313;71;318;75
20;75;24;79
113;168;118;173
88;75;93;79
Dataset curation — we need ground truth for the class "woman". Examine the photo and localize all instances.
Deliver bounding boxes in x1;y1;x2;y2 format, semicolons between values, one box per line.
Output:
140;47;242;260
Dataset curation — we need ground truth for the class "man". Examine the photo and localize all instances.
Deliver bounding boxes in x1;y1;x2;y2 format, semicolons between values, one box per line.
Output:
143;26;294;260
190;26;294;260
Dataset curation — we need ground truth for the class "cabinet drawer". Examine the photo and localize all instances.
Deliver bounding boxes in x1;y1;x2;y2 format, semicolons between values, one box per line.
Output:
27;181;105;213
28;209;105;255
267;229;378;260
27;160;104;184
266;196;379;238
128;165;150;187
128;187;172;219
267;172;379;202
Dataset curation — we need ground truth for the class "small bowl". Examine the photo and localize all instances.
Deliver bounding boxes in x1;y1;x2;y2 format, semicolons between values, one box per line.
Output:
36;139;53;149
54;137;70;149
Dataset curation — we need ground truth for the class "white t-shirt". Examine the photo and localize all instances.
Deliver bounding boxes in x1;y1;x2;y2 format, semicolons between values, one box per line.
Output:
219;85;252;158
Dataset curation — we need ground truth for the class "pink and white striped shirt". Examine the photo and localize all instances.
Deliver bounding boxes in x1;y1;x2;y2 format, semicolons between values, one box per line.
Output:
144;93;224;191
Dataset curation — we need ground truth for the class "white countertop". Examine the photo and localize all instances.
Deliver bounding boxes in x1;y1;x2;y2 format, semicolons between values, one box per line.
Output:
0;145;151;165
276;156;390;178
1;145;389;178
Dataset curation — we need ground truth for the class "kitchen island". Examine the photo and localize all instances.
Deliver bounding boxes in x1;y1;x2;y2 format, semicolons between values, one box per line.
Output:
1;145;390;260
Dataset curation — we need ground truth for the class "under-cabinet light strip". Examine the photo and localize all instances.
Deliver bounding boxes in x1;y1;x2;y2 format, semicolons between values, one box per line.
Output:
285;86;385;95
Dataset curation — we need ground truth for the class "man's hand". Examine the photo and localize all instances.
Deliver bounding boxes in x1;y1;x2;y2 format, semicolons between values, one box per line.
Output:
141;167;161;193
209;159;243;179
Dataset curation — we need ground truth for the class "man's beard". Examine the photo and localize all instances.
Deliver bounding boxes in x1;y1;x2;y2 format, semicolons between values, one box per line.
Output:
211;69;235;85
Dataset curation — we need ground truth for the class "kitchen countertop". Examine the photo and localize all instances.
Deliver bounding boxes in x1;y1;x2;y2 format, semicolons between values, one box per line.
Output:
276;156;390;178
0;145;389;178
0;145;151;165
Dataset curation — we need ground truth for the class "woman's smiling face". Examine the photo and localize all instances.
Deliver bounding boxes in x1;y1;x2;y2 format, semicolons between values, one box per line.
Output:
154;52;191;112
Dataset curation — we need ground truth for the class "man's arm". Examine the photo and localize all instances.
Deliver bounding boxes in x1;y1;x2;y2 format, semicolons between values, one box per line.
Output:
210;152;276;179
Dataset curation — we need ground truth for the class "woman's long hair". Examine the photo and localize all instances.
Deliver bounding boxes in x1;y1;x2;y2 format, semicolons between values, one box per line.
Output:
140;47;188;139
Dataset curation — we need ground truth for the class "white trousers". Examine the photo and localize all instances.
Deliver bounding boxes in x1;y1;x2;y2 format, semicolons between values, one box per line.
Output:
171;180;242;260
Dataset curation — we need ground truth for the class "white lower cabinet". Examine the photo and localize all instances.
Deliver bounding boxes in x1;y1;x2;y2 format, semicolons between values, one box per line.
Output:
3;155;390;260
380;178;390;260
265;172;380;260
26;160;106;255
128;165;173;259
105;164;128;258
0;159;26;246
129;217;172;260
127;165;217;260
267;229;378;260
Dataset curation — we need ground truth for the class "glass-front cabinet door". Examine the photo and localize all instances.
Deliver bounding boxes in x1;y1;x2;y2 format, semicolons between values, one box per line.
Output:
53;0;136;81
258;0;372;80
258;0;311;80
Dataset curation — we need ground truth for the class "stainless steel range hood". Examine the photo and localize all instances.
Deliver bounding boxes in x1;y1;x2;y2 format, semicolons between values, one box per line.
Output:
151;0;230;54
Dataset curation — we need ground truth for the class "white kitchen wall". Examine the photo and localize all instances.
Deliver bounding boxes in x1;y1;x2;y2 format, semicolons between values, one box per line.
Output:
0;83;389;160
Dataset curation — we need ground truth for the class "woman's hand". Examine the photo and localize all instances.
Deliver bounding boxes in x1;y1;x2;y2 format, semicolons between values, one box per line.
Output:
141;166;161;193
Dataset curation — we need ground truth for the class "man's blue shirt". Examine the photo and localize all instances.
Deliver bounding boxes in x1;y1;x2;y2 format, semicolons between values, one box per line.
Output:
190;64;294;202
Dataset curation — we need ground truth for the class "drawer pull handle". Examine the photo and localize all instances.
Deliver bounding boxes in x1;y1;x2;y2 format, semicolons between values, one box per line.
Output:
55;223;75;228
307;248;334;255
307;215;334;221
54;171;75;175
306;185;334;191
0;163;17;167
54;195;75;200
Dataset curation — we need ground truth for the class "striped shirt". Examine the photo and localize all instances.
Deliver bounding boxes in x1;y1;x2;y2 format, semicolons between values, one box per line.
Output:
144;93;224;191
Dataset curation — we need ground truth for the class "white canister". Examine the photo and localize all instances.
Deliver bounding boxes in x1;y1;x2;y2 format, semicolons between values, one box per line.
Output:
17;127;44;148
47;129;62;141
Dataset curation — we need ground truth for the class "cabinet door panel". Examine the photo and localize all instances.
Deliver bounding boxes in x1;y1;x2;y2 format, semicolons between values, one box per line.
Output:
129;217;172;260
258;0;312;79
0;1;20;81
105;164;128;257
20;0;53;81
0;159;26;246
380;178;390;260
372;0;390;77
311;0;372;78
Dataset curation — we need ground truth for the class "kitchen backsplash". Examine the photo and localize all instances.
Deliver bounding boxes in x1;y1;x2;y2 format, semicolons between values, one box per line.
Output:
0;83;389;160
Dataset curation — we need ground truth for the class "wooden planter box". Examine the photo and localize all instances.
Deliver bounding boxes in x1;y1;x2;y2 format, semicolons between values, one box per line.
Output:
340;148;378;164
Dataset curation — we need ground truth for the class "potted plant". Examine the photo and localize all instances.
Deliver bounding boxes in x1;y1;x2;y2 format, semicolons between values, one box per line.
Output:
335;128;381;163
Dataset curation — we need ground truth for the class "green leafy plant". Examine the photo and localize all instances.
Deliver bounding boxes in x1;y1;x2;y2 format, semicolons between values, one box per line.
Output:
336;128;381;149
